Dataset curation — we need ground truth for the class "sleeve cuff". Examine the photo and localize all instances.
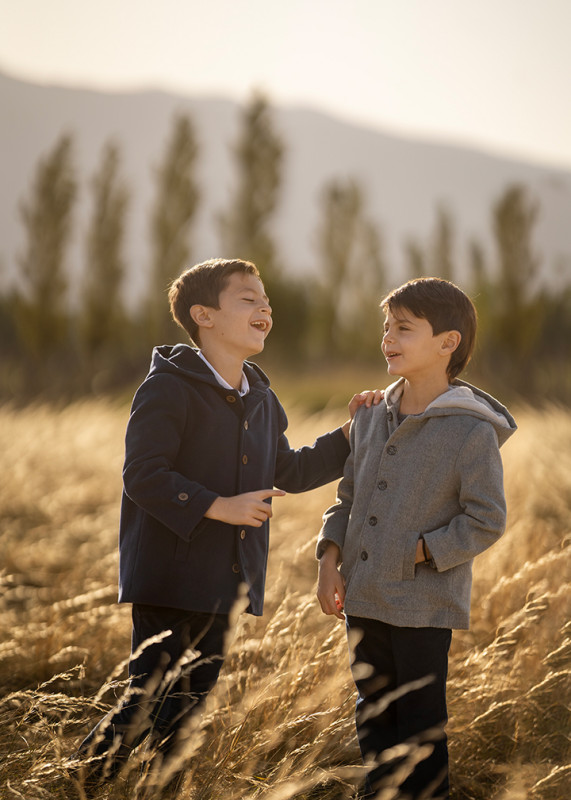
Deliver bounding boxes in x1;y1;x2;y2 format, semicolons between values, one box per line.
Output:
316;536;343;560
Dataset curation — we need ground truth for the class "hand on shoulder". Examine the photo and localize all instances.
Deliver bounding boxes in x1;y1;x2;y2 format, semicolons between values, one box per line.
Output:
348;389;385;419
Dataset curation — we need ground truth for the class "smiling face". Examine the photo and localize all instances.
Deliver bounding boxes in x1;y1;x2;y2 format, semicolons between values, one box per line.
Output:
192;272;273;361
382;307;455;383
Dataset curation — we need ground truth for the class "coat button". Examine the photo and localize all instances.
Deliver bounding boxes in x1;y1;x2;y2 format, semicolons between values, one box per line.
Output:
387;411;393;421
387;445;397;455
240;529;246;540
226;395;236;403
242;454;248;465
378;480;387;491
369;516;378;526
178;492;189;501
244;420;249;430
361;551;368;561
232;563;240;573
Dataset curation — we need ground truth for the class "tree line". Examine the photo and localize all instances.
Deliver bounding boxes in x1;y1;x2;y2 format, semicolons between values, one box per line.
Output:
1;92;569;402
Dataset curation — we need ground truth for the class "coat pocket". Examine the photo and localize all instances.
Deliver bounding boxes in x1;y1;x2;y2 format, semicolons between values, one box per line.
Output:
174;518;209;561
401;530;421;581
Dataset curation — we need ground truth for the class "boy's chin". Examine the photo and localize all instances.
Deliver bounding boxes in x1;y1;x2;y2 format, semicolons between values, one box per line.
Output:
246;341;266;358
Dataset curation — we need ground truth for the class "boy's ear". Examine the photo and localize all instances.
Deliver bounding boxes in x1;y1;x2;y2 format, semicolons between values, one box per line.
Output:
440;330;461;354
189;304;215;331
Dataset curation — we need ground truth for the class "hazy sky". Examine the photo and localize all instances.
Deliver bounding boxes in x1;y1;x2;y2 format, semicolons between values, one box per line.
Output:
2;0;571;169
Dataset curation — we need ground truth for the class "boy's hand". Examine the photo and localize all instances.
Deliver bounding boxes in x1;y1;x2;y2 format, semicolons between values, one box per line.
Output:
342;390;385;440
317;543;345;620
348;389;385;418
205;489;286;527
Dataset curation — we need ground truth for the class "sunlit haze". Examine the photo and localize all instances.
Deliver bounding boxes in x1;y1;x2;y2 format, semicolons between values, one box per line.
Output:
2;0;571;169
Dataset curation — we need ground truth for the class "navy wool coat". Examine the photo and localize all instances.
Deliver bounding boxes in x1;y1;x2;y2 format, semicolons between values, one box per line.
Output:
118;345;350;615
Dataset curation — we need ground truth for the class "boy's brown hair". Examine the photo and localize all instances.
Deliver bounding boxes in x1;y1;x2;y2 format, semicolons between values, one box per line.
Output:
381;277;477;380
168;258;260;346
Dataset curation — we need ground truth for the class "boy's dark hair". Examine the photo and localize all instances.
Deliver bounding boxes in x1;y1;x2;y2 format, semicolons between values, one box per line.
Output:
381;277;477;380
169;258;260;346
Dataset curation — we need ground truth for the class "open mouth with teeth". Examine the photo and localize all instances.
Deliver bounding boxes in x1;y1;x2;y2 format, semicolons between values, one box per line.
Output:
385;351;401;360
251;320;269;332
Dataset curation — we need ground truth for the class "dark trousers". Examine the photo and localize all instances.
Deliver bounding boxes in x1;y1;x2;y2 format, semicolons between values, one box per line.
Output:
346;616;452;800
79;604;230;773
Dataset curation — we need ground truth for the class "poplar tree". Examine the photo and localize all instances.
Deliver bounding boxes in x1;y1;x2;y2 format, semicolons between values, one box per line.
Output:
350;216;386;357
218;91;283;283
492;184;542;359
81;141;129;360
468;237;492;363
217;91;300;355
315;178;385;358
148;113;199;344
403;237;425;280
316;178;361;356
16;133;77;359
430;204;454;282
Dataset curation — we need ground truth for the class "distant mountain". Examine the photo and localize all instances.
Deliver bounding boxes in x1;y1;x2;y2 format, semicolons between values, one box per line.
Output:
1;68;570;302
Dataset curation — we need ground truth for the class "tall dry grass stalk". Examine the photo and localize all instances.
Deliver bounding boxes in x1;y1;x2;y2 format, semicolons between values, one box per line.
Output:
0;400;569;799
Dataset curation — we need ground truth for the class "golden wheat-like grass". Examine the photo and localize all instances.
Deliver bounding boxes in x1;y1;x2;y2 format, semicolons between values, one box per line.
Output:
0;399;569;799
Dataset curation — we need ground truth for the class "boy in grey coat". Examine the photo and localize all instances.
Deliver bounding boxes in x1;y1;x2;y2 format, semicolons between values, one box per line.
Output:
317;278;516;799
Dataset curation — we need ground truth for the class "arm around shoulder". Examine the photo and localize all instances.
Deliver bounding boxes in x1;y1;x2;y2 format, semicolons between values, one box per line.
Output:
274;426;350;493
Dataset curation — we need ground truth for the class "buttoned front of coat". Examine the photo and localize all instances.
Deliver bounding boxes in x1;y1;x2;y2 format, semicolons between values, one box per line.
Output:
317;379;517;630
119;345;350;615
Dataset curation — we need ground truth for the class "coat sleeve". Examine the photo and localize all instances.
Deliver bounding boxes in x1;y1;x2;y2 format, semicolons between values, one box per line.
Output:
272;399;350;494
122;374;219;539
315;422;356;558
274;429;350;493
422;421;507;571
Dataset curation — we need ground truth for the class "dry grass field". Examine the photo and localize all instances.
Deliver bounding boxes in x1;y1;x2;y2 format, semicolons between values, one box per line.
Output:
0;396;569;799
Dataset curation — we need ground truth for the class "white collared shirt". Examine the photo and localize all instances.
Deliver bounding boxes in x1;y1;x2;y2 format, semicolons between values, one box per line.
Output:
197;350;250;396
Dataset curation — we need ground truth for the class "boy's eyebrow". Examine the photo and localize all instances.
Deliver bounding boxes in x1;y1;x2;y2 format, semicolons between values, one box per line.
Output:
386;310;416;325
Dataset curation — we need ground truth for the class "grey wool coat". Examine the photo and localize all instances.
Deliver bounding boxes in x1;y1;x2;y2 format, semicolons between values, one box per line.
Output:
317;378;517;630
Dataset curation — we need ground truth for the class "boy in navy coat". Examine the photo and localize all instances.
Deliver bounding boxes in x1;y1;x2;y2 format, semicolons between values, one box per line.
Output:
75;258;376;795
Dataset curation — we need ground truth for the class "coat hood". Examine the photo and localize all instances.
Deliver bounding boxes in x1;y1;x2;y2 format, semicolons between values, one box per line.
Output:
384;377;517;446
148;343;271;392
